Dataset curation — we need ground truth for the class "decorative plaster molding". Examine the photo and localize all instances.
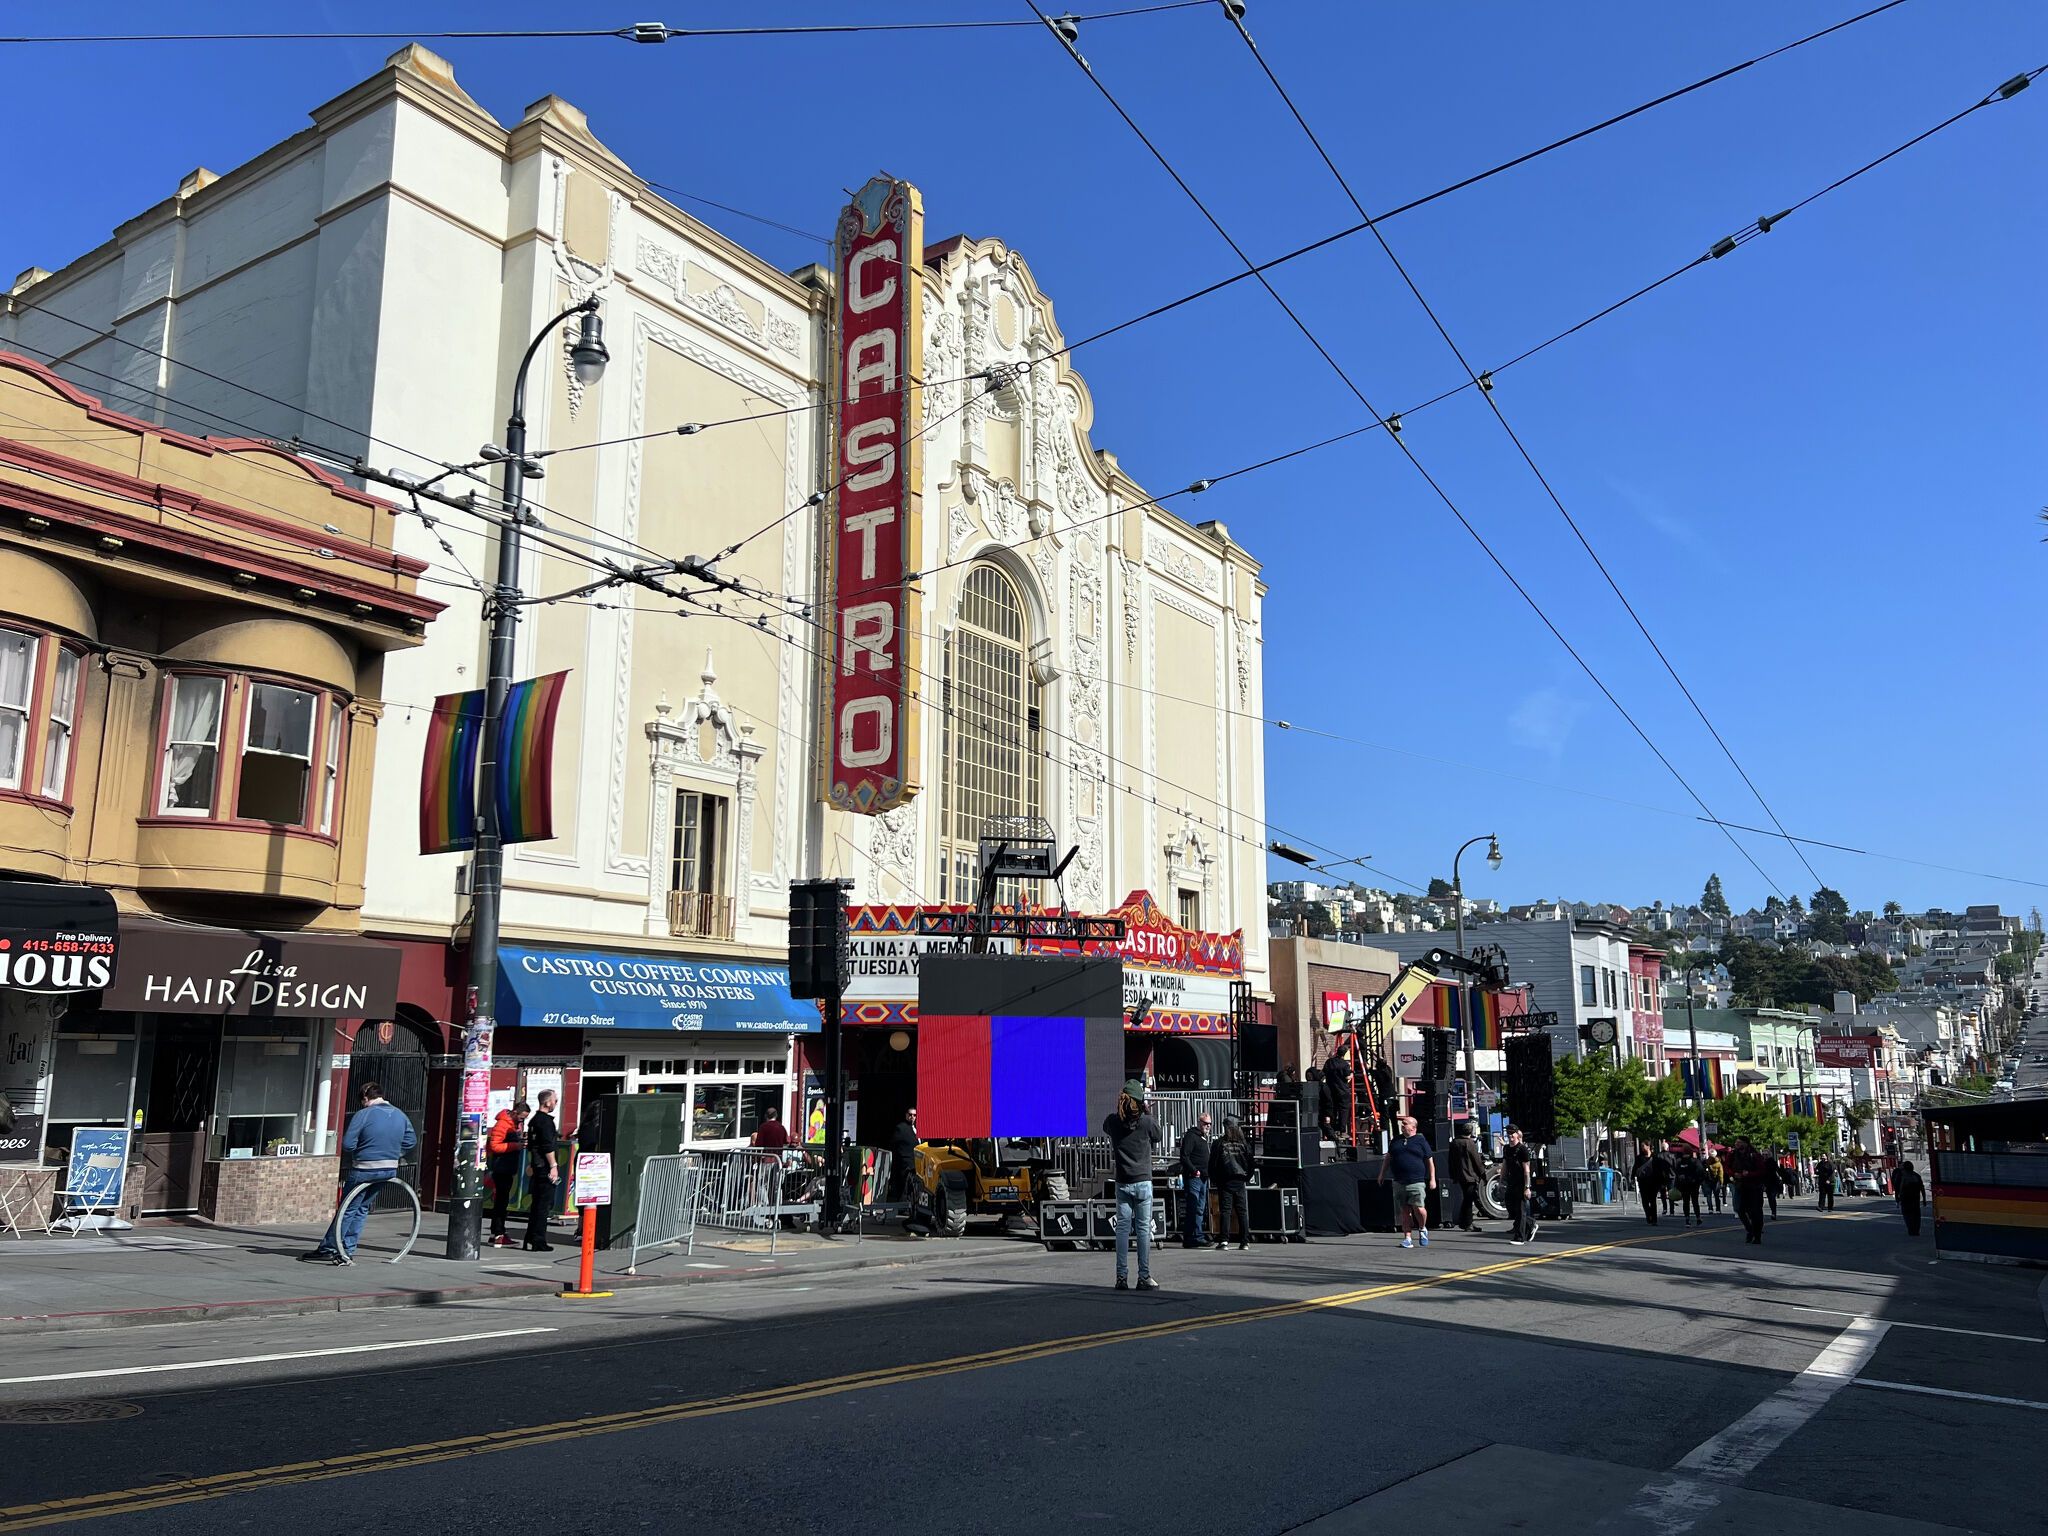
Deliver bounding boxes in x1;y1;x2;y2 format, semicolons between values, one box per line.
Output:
1148;536;1220;595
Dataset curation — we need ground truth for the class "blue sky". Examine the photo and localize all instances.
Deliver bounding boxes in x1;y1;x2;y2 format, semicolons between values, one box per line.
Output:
7;2;2044;917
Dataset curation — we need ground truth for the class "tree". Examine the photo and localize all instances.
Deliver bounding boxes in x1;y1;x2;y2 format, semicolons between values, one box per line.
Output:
1426;877;1455;900
1764;894;1785;914
1883;901;1903;921
1713;1093;1787;1150
1617;1071;1694;1143
1701;874;1730;919
1788;894;1806;918
1553;1050;1619;1142
1843;1098;1877;1136
1809;886;1850;943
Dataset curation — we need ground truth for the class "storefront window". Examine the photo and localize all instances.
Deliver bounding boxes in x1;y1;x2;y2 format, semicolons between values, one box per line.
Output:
692;1082;737;1141
46;1032;137;1161
215;1031;313;1156
739;1084;781;1139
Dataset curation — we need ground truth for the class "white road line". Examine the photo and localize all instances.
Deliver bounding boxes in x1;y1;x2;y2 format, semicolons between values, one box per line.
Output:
1856;1378;2048;1412
1675;1316;1891;1483
0;1327;557;1385
1775;1302;2044;1344
1614;1317;1893;1535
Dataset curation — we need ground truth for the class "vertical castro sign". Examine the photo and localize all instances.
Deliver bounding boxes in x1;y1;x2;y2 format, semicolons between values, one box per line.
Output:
824;175;924;814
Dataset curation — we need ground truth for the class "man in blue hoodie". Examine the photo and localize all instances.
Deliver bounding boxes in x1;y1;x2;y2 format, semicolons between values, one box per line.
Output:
305;1082;417;1264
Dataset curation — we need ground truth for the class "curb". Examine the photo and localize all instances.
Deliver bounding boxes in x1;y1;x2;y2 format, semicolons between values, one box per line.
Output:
0;1239;1034;1337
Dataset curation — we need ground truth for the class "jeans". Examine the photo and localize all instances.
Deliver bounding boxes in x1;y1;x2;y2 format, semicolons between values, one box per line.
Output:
324;1170;395;1256
1216;1181;1250;1246
1181;1175;1209;1246
1679;1187;1702;1223
1816;1182;1835;1211
1901;1197;1922;1236
488;1153;521;1237
1115;1180;1153;1281
1640;1188;1661;1225
1735;1186;1766;1242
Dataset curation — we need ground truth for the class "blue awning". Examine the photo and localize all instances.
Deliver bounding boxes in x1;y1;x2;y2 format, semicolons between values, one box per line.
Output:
497;944;820;1034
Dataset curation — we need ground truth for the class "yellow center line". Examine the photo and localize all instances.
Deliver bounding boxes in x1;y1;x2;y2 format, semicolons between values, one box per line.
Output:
0;1225;1703;1531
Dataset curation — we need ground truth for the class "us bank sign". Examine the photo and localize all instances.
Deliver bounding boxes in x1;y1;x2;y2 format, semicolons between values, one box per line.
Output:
822;174;924;814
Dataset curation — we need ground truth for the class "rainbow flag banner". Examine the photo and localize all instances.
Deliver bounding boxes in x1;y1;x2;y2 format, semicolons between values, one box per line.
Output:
1681;1058;1729;1099
417;671;569;854
419;688;485;854
1441;986;1502;1050
493;671;568;845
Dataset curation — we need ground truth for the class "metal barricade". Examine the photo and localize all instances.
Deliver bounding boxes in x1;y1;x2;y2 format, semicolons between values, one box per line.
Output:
1553;1168;1602;1207
1055;1138;1117;1197
690;1148;816;1256
1148;1093;1259;1151
625;1154;705;1275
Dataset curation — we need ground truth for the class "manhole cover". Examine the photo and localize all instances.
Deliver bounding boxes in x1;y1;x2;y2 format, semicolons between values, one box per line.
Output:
0;1400;143;1424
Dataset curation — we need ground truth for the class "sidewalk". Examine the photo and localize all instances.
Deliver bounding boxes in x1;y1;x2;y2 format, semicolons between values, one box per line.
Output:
0;1212;1031;1335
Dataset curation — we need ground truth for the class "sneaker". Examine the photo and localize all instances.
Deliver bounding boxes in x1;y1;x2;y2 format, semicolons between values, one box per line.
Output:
1115;1277;1129;1290
1509;1239;1527;1246
1400;1236;1414;1249
1137;1277;1160;1291
1417;1230;1430;1247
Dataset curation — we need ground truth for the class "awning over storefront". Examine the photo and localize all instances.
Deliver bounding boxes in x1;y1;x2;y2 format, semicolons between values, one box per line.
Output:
0;880;118;994
497;944;820;1034
1151;1035;1233;1092
102;918;401;1018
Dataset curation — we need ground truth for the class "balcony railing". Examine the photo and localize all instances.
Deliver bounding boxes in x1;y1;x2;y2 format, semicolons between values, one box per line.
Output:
667;888;734;940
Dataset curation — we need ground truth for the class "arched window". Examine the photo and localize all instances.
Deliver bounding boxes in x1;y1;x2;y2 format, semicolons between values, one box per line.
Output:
937;564;1042;902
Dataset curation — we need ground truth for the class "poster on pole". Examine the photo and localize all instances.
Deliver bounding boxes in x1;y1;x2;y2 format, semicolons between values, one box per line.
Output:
573;1153;612;1207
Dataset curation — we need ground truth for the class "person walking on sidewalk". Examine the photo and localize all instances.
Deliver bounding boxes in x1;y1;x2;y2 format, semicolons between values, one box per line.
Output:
524;1089;562;1252
1892;1160;1925;1237
1179;1112;1213;1249
485;1100;529;1247
1501;1126;1536;1245
1450;1121;1487;1232
1673;1145;1704;1226
1763;1153;1783;1221
1704;1149;1726;1213
305;1083;416;1264
1208;1114;1254;1251
1105;1080;1162;1291
1378;1113;1436;1249
1633;1142;1673;1226
1727;1137;1769;1244
1813;1153;1836;1212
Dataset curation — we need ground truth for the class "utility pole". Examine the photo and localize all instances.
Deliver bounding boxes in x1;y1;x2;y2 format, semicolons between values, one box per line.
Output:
448;298;609;1262
1451;834;1501;1154
1684;966;1706;1155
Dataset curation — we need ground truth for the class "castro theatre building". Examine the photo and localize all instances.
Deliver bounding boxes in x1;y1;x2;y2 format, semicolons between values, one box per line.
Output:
6;48;1271;1170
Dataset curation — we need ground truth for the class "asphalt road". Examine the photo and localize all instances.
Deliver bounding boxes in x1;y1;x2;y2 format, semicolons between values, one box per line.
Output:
0;1202;2041;1536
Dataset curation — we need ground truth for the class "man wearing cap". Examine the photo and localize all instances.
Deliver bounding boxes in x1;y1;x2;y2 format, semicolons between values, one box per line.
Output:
1104;1079;1163;1291
1178;1111;1214;1249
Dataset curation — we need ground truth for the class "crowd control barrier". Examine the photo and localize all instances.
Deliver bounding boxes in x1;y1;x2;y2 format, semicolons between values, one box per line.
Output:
624;1154;705;1275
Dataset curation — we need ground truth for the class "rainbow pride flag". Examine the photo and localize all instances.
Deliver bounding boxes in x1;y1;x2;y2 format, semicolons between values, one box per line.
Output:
493;671;567;845
419;688;485;854
418;671;568;853
1442;987;1502;1050
1680;1058;1728;1099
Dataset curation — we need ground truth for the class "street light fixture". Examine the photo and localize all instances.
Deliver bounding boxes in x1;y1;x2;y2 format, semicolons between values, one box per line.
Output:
450;295;607;1262
1452;832;1500;1154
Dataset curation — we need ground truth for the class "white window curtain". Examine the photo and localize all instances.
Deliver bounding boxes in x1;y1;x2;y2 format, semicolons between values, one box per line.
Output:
41;647;80;798
0;629;36;789
163;674;225;814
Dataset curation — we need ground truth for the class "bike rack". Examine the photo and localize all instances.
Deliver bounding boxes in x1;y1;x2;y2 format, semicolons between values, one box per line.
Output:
322;1178;423;1266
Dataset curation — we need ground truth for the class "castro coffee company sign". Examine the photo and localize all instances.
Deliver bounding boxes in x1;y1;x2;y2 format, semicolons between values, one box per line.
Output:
102;923;401;1019
822;174;924;815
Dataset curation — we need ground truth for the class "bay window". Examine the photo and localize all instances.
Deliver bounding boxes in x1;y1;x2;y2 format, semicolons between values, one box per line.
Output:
236;681;317;825
161;675;226;815
157;672;347;834
41;646;80;797
0;628;34;789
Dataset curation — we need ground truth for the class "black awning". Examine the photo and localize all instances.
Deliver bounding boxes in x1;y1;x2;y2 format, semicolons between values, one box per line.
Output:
0;881;118;994
1152;1035;1233;1092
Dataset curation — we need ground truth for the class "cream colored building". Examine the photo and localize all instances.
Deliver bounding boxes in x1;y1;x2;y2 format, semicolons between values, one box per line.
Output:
3;46;1270;1143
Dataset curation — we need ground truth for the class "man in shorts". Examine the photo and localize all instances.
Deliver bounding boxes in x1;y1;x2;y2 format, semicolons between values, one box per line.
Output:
1377;1112;1438;1248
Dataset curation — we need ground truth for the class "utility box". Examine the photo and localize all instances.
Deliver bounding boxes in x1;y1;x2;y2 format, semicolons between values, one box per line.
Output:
588;1093;684;1249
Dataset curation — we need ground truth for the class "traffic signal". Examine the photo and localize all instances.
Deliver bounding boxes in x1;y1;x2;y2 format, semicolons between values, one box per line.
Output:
788;878;852;999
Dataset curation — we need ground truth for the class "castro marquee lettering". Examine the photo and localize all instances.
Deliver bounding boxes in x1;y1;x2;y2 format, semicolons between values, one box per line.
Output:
823;174;924;815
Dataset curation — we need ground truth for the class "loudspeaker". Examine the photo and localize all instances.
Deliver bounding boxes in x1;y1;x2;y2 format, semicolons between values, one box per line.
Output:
1247;1185;1305;1240
788;880;850;1000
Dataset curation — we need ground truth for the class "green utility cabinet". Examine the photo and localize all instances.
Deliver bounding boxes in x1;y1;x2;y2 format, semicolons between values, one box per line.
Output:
590;1093;684;1249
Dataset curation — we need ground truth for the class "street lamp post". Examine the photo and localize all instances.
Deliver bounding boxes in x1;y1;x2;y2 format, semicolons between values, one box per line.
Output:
1683;966;1707;1157
1452;833;1502;1154
450;297;609;1261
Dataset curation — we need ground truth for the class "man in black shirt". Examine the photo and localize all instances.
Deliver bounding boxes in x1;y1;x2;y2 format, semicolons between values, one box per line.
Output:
524;1089;561;1252
1178;1112;1213;1249
888;1108;919;1202
1449;1121;1487;1232
1501;1126;1536;1245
